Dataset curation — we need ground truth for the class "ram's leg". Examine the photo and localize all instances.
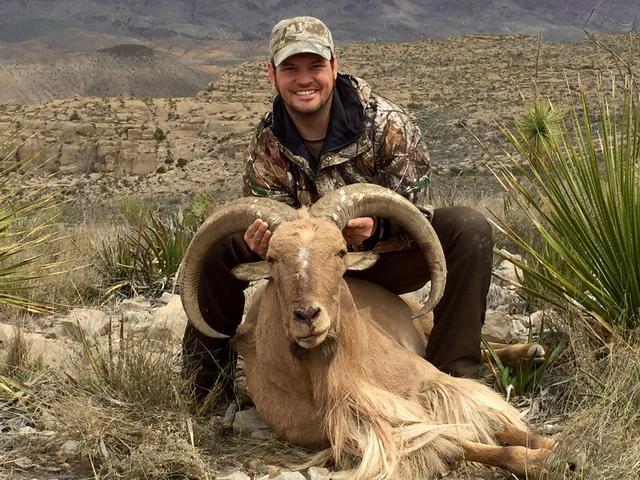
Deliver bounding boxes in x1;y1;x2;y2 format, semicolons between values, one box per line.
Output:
483;342;546;367
493;416;557;450
460;439;550;477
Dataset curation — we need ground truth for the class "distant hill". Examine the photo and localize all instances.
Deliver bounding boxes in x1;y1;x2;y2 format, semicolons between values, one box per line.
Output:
0;0;636;42
0;43;210;103
0;0;636;103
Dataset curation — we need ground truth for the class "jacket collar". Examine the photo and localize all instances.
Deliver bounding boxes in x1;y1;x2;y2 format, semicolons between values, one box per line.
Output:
271;74;364;169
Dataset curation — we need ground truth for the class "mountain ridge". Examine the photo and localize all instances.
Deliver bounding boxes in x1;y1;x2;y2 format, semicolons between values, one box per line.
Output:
0;1;636;42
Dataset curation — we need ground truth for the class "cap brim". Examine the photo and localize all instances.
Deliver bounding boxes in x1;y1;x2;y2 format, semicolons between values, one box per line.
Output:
272;41;332;67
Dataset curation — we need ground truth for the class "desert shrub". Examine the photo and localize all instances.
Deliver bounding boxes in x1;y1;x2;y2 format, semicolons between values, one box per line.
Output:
491;82;640;332
117;196;147;224
96;206;200;298
0;132;67;312
153;126;166;142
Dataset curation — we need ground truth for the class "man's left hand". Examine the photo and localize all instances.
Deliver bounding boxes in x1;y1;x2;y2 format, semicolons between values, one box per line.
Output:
343;217;376;244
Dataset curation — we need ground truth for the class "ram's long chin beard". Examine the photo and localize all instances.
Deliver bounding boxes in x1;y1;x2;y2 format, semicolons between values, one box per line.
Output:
290;329;338;362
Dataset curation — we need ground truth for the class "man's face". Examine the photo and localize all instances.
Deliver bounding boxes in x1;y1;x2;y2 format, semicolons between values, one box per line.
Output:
268;53;338;116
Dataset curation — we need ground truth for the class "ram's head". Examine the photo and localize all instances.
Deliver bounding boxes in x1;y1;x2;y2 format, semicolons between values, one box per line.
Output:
179;184;446;350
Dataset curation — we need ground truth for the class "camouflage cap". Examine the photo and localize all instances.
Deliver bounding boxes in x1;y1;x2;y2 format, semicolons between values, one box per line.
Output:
269;16;334;67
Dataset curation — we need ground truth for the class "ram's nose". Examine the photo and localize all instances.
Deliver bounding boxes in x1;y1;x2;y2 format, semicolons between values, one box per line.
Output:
293;305;321;327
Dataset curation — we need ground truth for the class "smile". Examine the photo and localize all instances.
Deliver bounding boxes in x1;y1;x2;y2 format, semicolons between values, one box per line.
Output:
295;89;317;96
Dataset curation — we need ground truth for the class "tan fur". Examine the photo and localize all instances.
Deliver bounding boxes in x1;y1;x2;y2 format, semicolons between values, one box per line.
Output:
232;215;554;478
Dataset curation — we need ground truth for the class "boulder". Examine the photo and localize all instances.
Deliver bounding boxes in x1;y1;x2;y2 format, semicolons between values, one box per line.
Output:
60;308;111;340
149;294;188;339
482;309;517;343
0;323;69;368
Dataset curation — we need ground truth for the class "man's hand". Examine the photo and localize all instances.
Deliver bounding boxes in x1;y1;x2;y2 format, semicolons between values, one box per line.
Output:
343;217;376;245
244;219;271;257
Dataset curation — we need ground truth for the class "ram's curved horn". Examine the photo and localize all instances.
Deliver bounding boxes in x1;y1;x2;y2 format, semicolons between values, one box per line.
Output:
180;197;297;338
309;183;446;317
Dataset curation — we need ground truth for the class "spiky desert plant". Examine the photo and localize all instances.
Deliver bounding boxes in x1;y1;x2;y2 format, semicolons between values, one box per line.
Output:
491;80;640;333
516;98;564;164
96;207;198;298
0;131;66;312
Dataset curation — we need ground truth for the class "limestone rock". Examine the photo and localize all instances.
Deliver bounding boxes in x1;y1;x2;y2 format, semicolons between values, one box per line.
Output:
308;466;332;480
233;408;273;436
255;472;305;480
77;141;98;173
482;309;516;343
59;143;80;169
216;472;250;480
60;308;110;340
61;439;80;454
120;297;152;313
494;253;523;286
527;309;560;330
127;128;143;140
0;323;69;368
76;123;96;137
17;138;46;162
149;294;188;339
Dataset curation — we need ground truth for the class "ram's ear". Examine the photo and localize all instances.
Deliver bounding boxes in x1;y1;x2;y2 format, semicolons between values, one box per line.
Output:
231;261;273;281
344;252;379;271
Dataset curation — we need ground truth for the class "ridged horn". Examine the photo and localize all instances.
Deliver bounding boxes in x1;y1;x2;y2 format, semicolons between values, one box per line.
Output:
180;197;297;338
309;183;446;317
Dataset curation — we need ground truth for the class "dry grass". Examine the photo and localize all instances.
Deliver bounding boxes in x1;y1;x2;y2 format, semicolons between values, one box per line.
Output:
0;316;313;479
538;321;640;479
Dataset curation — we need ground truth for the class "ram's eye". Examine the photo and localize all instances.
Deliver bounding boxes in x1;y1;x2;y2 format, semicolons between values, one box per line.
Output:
266;255;275;263
337;249;347;258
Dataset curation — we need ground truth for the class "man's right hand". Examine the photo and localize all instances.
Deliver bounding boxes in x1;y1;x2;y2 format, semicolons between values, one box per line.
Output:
244;219;271;257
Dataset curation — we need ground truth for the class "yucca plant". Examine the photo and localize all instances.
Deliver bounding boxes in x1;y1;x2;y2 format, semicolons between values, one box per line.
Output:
491;80;640;332
0;131;66;312
96;208;199;298
517;99;564;163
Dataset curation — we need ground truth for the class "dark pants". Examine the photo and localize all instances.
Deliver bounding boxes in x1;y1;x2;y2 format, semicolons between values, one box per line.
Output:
182;206;493;398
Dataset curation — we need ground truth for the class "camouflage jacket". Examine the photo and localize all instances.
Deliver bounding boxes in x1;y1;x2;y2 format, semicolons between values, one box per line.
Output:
243;73;432;250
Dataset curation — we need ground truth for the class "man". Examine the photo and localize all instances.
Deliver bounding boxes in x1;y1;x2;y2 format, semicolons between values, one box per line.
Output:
183;16;493;400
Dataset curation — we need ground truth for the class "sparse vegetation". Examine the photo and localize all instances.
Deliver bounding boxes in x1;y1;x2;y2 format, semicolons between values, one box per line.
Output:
485;70;640;477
